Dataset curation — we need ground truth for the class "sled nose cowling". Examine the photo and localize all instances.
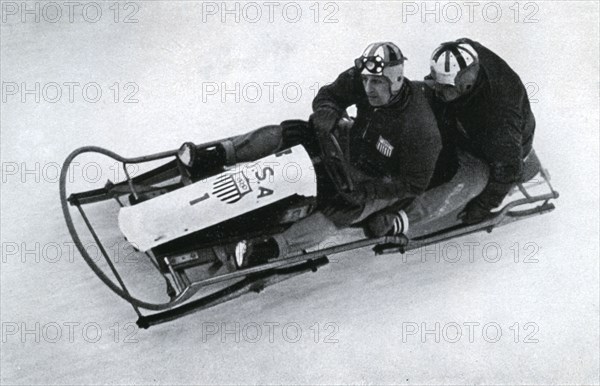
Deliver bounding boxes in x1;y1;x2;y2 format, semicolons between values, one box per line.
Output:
118;145;317;252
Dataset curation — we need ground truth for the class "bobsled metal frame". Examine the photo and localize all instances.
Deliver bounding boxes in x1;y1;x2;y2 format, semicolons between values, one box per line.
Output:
60;146;559;329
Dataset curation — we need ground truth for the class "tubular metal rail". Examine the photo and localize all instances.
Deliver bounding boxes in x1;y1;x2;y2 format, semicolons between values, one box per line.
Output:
60;146;559;328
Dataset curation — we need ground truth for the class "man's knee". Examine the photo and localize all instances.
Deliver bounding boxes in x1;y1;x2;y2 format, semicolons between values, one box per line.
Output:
456;152;490;197
280;119;319;154
231;124;283;162
275;210;340;255
247;124;283;148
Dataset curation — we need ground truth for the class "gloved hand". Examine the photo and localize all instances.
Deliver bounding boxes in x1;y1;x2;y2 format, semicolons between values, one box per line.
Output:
458;197;495;225
337;116;355;131
309;108;340;135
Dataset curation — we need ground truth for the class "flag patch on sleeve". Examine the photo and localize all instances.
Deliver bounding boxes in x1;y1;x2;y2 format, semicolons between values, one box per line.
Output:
376;135;394;157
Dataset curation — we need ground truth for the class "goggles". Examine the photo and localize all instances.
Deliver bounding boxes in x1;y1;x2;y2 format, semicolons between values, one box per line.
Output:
354;55;405;74
354;56;385;74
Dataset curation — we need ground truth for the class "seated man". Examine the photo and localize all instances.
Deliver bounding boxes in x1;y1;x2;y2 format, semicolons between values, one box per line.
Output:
367;38;541;238
180;42;442;267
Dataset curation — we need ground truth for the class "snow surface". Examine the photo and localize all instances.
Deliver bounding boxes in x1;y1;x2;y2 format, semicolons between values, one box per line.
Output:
1;2;599;384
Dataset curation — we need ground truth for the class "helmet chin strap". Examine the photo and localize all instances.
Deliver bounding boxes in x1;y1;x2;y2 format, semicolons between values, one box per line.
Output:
382;77;404;106
455;62;480;95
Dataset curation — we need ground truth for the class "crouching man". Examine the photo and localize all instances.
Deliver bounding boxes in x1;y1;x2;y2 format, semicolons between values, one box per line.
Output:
368;38;542;238
180;42;442;267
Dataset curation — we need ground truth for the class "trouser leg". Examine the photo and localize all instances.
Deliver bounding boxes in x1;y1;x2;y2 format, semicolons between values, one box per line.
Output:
238;120;407;255
228;119;355;255
355;198;403;223
272;211;340;256
228;125;284;163
272;195;402;255
405;150;490;238
225;120;316;164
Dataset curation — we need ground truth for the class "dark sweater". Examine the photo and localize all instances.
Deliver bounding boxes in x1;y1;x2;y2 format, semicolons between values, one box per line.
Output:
445;38;536;208
312;68;442;201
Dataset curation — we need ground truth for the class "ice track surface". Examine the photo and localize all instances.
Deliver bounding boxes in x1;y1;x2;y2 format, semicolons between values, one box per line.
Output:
1;2;598;384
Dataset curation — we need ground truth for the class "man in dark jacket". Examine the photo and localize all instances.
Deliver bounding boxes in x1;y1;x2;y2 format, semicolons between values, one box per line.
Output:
367;38;541;237
180;42;442;267
311;42;442;206
248;42;442;265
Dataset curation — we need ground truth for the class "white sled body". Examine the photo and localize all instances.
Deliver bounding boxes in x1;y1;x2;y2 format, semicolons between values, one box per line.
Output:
118;145;317;251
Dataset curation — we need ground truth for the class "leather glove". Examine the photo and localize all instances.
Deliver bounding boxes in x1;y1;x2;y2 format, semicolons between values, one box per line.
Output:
337;117;355;131
309;108;340;135
458;197;495;225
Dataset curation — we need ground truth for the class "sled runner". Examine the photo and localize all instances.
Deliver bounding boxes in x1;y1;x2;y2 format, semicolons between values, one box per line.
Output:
60;137;558;329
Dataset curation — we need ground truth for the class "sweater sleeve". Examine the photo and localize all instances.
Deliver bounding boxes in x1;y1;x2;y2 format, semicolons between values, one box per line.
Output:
475;80;526;208
311;68;363;130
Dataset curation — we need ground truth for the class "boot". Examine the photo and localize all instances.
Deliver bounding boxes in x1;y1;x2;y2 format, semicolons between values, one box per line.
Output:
177;142;227;176
234;237;280;269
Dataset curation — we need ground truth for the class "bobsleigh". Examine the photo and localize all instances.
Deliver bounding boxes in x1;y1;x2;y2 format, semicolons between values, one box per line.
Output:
60;130;559;329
